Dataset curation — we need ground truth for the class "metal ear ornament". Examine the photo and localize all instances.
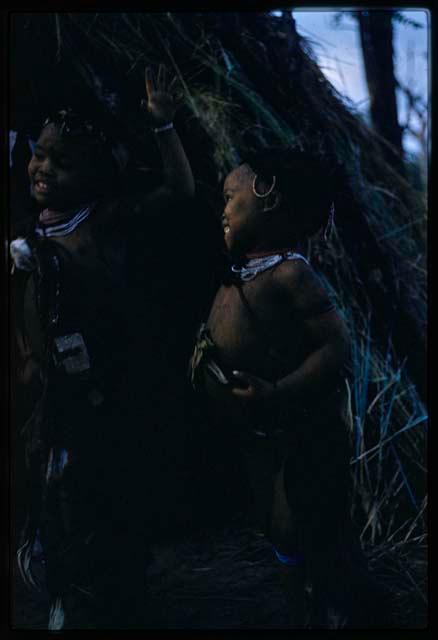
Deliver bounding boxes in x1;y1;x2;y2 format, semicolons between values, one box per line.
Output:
324;201;336;242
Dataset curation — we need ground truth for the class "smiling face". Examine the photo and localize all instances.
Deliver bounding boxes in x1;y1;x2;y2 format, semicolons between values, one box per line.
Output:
222;164;267;257
28;124;100;211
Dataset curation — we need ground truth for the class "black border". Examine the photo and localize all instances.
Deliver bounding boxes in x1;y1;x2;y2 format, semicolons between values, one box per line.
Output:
1;2;433;636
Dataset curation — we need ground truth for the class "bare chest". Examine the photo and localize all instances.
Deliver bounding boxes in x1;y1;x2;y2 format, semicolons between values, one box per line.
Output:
206;272;300;375
50;222;100;267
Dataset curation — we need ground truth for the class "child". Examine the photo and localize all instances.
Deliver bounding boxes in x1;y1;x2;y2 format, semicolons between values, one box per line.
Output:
189;150;390;628
12;65;194;629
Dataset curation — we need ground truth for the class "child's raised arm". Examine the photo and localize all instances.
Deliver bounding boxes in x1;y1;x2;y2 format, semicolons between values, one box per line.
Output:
142;65;195;207
115;64;194;221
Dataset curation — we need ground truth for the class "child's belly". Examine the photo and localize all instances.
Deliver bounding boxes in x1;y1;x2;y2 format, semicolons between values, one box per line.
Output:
206;286;305;384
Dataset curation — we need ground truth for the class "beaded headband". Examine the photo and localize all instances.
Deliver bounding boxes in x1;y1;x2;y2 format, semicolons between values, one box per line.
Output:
41;108;130;171
42;109;107;143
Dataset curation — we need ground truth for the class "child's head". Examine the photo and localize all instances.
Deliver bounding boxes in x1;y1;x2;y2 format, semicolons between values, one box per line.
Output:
28;109;119;211
222;149;337;256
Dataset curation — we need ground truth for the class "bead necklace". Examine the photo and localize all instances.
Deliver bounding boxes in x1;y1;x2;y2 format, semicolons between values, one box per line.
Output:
231;250;309;281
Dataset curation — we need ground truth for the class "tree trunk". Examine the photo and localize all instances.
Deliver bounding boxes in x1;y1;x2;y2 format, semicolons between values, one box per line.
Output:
357;10;405;172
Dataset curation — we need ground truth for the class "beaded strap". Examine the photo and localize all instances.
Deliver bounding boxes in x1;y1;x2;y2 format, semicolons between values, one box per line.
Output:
153;122;174;134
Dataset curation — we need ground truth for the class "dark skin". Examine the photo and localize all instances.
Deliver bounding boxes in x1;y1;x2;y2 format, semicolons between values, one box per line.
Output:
28;65;194;213
18;65;195;380
204;163;350;627
14;67;195;626
207;164;350;414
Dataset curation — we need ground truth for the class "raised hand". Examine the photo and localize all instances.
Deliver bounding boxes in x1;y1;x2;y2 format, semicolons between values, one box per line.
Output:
143;64;180;126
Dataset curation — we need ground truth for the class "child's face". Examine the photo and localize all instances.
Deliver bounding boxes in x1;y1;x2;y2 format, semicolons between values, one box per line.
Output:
28;124;96;211
222;164;264;256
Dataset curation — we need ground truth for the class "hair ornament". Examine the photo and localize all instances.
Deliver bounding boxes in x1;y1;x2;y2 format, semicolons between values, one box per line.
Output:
42;109;107;143
324;201;336;242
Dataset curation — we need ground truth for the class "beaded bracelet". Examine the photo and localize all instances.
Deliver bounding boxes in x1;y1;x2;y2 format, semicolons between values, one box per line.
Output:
153;122;174;134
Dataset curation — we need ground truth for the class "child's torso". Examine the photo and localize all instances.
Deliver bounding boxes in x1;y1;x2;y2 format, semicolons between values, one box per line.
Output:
193;261;348;434
206;269;306;381
23;209;132;394
196;268;308;427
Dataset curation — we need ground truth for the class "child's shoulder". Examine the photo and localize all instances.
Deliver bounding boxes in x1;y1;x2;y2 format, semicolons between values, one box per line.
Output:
272;256;317;290
272;257;334;315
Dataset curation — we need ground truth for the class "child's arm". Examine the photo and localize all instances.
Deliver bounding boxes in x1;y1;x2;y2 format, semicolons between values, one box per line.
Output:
273;310;350;405
131;66;194;213
12;271;41;387
231;261;350;407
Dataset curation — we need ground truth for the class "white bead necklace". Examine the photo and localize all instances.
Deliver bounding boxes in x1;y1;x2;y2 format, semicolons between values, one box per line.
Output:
231;251;309;281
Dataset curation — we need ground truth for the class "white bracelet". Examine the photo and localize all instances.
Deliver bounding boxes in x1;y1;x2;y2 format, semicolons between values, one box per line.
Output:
153;122;174;134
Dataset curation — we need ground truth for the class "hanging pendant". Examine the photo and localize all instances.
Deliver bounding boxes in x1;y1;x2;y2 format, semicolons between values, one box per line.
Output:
53;333;91;375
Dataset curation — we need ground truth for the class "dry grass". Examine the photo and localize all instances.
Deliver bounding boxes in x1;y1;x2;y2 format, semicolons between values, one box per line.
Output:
12;11;427;626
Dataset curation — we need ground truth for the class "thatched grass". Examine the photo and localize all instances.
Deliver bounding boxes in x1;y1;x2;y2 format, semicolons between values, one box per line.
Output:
11;11;427;626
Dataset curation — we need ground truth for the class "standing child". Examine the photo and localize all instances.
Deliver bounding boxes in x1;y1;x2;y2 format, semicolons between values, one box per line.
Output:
12;65;194;629
189;150;391;628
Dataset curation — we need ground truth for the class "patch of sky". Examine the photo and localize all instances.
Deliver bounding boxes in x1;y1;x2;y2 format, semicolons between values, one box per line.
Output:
270;9;429;157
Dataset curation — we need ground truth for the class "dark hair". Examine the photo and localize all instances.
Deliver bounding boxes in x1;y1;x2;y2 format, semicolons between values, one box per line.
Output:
41;108;123;187
241;148;341;239
42;108;107;141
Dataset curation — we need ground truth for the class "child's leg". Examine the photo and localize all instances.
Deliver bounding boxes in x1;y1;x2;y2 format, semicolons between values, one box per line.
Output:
39;450;99;630
280;429;352;629
91;531;152;629
269;462;310;628
240;437;310;627
89;477;153;629
282;425;392;629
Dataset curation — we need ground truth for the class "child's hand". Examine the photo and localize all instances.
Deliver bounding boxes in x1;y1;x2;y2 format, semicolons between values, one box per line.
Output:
143;65;180;126
230;370;276;404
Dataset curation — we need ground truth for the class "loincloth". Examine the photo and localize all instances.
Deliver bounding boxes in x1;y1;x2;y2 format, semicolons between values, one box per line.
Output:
189;323;233;390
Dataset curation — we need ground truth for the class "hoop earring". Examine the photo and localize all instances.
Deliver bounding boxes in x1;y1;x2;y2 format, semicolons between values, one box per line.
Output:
252;174;276;198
